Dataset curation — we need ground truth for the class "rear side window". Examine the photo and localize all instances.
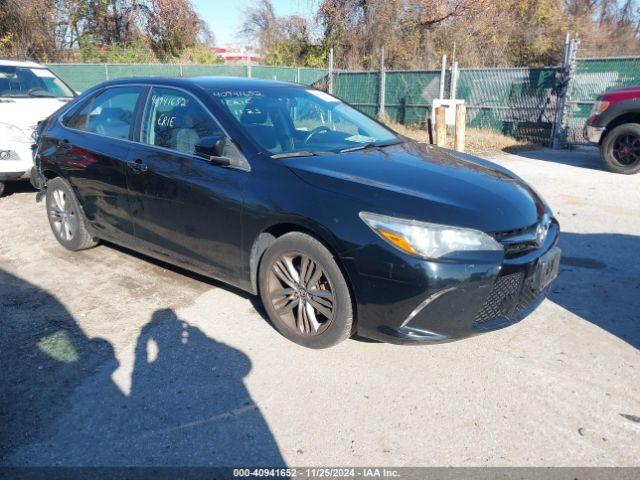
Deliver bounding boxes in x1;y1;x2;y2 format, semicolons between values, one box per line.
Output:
64;86;143;140
141;87;221;154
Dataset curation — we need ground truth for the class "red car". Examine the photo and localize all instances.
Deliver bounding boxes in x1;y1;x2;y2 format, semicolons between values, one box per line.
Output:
585;86;640;174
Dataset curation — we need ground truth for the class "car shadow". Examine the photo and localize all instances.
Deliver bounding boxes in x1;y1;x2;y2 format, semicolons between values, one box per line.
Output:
504;146;605;171
0;269;285;466
0;179;35;197
551;232;640;349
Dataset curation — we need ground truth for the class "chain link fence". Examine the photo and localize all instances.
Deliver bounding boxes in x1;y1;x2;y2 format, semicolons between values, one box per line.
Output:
47;63;328;92
47;51;640;148
566;56;640;144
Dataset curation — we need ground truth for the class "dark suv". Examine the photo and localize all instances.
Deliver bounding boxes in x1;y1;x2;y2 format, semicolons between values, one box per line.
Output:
585;86;640;174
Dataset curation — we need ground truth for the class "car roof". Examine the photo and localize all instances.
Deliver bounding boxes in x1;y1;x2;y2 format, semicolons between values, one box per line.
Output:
0;59;46;68
97;76;303;91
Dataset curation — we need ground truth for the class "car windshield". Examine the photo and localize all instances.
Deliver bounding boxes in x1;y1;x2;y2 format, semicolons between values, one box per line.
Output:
0;66;74;98
212;86;401;156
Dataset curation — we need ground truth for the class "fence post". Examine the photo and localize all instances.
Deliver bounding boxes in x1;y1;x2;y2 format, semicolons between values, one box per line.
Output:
449;61;459;100
296;67;301;84
553;35;580;149
245;49;252;78
104;63;109;81
328;48;334;94
378;46;386;118
179;64;183;77
435;106;447;146
438;55;447;99
454;104;466;152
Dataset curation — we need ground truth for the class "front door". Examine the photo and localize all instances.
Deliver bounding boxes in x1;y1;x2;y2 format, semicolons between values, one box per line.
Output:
125;86;247;283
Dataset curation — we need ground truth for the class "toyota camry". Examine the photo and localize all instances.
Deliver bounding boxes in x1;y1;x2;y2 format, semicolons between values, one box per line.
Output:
31;77;560;348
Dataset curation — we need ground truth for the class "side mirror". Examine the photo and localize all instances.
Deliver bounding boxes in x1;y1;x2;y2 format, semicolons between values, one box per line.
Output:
195;135;230;166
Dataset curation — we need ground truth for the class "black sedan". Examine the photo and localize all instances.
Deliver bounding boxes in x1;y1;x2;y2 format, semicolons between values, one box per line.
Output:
31;77;560;348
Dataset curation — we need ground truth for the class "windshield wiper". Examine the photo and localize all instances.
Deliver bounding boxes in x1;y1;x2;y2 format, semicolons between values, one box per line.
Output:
339;139;403;153
271;151;322;159
339;143;375;153
29;91;57;98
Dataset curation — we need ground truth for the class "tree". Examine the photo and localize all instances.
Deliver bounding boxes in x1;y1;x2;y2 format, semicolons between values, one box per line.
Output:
0;0;58;61
144;0;207;59
239;0;324;66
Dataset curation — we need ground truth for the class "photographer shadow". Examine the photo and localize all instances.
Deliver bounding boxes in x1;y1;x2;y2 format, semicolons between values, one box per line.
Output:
2;269;284;466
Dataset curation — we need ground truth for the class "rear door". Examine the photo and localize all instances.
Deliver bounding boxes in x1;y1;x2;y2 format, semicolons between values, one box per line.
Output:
57;85;145;243
125;86;248;283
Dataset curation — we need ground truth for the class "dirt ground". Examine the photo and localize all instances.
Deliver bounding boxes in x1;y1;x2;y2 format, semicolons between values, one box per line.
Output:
1;146;639;467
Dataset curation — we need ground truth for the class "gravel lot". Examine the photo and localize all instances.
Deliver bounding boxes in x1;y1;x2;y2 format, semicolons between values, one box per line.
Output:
1;146;639;467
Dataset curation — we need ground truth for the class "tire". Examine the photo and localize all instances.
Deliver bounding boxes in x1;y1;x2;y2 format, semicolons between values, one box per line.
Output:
258;232;354;349
0;182;4;197
601;123;640;174
45;177;98;251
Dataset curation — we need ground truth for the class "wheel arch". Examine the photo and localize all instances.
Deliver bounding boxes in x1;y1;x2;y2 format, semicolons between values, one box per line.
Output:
42;169;61;181
601;113;640;144
249;222;340;294
248;221;357;330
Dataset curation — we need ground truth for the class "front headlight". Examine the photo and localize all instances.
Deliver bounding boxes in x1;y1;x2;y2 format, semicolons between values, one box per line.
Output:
0;123;31;143
590;100;610;116
359;212;503;259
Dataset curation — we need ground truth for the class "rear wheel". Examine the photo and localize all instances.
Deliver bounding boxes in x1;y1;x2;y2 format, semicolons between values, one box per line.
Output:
601;123;640;174
258;232;353;349
45;177;98;251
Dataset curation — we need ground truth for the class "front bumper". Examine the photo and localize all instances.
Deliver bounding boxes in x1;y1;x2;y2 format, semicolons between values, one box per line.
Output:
342;222;560;344
0;141;33;179
584;125;605;144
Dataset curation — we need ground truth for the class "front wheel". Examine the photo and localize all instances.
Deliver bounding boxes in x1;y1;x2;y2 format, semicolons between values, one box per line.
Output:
601;123;640;174
258;232;354;349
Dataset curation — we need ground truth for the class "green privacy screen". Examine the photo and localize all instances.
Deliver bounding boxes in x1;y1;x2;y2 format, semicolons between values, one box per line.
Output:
458;68;559;144
567;57;640;143
48;58;640;146
47;64;327;92
332;68;558;143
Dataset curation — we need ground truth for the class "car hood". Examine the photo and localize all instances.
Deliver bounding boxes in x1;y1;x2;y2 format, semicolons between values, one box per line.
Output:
0;97;71;137
282;142;546;233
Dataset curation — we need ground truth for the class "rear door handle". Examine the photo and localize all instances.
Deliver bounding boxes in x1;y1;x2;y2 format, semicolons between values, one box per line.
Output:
127;158;148;173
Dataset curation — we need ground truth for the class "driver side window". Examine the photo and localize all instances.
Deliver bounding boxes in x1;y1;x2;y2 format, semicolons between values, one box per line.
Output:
291;96;330;132
290;95;360;136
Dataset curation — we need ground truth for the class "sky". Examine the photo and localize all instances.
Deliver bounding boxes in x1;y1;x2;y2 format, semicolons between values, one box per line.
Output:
192;0;317;47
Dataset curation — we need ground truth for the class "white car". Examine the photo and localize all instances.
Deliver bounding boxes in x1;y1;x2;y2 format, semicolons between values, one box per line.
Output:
0;60;75;196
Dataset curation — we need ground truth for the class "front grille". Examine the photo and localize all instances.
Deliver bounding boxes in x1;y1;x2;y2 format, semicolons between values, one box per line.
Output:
491;223;539;258
514;278;539;314
474;272;524;324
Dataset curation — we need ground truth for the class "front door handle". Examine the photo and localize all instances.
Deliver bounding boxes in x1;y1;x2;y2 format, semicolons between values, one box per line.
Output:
127;158;148;173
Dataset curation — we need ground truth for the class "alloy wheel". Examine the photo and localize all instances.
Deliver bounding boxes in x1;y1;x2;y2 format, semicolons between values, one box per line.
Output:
267;252;335;335
48;188;78;242
612;134;640;166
